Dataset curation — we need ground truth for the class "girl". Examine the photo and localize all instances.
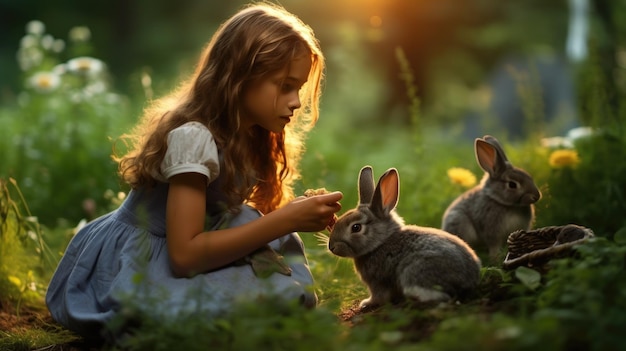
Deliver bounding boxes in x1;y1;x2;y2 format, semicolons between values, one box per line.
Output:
45;2;343;340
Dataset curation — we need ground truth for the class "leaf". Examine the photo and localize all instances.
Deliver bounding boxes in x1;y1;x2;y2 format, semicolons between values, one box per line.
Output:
613;226;626;245
515;266;541;290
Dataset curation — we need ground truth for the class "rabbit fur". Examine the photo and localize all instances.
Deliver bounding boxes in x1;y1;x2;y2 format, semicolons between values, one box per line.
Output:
328;166;481;309
442;135;542;261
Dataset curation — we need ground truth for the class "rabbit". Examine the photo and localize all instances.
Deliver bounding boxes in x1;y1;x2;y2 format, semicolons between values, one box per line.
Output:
328;165;481;310
442;135;542;262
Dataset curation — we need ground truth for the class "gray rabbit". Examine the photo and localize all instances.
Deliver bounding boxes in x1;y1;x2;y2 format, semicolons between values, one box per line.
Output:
442;135;542;261
328;166;481;310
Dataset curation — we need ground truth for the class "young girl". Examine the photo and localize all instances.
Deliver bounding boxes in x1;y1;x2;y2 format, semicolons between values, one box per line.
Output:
45;2;343;340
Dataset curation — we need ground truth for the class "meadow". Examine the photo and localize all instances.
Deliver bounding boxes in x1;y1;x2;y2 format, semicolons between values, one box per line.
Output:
2;9;626;351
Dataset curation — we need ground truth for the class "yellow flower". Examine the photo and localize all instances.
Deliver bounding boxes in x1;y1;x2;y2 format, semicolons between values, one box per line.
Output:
549;149;581;168
447;167;477;188
8;275;22;288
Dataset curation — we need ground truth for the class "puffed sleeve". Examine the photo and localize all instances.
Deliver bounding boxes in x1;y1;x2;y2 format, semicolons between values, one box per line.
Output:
159;121;219;184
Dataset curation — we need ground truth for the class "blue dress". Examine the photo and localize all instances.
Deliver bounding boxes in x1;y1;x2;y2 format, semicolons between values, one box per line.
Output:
45;122;317;339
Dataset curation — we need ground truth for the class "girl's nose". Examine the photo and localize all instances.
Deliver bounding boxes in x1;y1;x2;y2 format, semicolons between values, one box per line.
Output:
289;93;301;111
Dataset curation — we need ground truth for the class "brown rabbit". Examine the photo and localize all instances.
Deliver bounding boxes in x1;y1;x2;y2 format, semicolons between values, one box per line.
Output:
329;166;481;310
442;135;541;261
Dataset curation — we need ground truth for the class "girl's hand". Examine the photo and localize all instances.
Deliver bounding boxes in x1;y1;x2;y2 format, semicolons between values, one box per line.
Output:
283;191;343;232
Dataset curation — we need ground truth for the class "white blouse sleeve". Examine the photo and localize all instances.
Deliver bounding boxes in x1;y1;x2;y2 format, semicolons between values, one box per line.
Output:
159;121;219;184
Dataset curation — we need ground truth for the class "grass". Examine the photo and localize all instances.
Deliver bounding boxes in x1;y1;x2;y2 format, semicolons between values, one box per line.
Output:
2;18;626;348
3;120;626;350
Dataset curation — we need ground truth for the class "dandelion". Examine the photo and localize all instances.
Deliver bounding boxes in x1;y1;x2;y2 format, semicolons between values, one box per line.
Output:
549;149;581;168
447;167;477;188
66;56;105;76
29;71;61;93
8;275;22;288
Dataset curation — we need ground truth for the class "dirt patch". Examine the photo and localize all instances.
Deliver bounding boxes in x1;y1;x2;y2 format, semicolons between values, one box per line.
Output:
0;299;99;351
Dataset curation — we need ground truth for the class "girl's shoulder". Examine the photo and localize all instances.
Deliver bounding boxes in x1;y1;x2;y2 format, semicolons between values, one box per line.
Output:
173;121;210;134
161;121;219;182
168;121;214;144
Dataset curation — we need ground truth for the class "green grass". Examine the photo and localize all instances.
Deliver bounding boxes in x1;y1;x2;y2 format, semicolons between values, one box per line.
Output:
3;15;626;349
4;123;626;351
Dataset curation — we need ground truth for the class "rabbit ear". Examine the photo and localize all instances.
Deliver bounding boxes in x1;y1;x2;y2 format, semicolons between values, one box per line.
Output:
371;168;399;217
358;165;376;206
475;135;509;176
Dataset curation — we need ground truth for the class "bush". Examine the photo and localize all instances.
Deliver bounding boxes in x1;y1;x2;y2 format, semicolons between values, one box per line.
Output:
0;21;134;226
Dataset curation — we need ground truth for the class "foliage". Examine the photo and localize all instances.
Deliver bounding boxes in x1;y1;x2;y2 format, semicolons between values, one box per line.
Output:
1;4;626;350
107;298;350;351
0;178;54;309
536;238;626;351
0;20;134;226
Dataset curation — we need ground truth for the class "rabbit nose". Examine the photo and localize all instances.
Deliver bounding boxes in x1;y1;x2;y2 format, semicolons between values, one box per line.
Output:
532;190;542;202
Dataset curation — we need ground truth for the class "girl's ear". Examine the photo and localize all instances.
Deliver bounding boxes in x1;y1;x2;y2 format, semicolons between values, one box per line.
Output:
371;168;399;217
358;165;375;206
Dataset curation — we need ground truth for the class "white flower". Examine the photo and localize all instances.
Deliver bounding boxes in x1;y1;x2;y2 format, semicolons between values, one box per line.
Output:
541;136;573;149
567;126;594;140
41;34;54;50
17;47;44;71
52;63;66;75
66;56;105;76
20;34;38;49
52;39;65;53
29;71;61;93
69;26;91;43
26;20;45;36
541;126;594;149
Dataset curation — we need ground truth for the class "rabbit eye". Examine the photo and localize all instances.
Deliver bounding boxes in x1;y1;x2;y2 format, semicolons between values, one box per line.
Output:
508;181;519;189
351;224;362;233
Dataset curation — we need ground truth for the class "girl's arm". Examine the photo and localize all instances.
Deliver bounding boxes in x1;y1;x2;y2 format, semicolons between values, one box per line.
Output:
166;172;343;277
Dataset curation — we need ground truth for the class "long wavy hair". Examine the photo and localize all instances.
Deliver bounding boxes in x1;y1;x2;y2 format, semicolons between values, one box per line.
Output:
114;2;324;214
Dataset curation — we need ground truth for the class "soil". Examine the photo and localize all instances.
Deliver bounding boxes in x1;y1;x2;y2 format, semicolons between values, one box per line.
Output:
0;299;97;351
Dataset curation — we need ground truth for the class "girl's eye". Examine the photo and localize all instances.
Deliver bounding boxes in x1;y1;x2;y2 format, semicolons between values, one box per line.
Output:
351;224;362;233
508;181;519;189
281;84;295;93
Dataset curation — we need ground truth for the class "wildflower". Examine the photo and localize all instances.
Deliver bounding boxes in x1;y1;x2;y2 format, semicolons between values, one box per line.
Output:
29;71;61;93
69;26;91;43
41;34;54;50
20;34;38;49
17;46;44;71
447;167;477;188
549;149;581;168
567;126;593;140
52;39;65;53
8;275;22;288
541;136;573;149
66;56;105;76
26;20;45;36
541;126;594;149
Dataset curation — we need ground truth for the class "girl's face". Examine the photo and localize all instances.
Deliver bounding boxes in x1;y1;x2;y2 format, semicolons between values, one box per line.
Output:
241;54;312;132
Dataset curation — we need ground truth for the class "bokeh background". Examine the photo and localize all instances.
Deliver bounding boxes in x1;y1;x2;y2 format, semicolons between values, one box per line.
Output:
3;2;626;350
1;0;624;229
